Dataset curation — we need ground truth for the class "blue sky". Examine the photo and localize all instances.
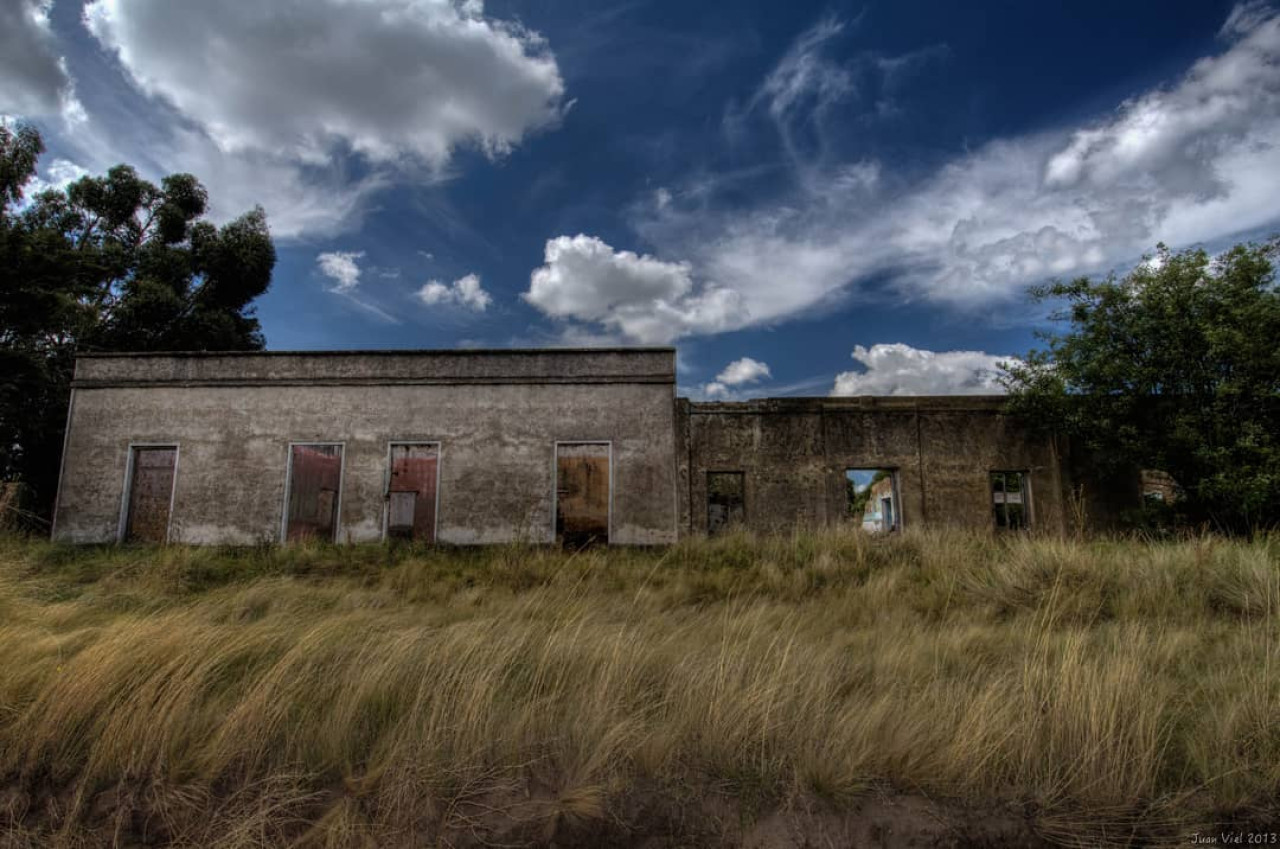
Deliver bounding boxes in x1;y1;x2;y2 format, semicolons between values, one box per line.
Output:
4;0;1279;397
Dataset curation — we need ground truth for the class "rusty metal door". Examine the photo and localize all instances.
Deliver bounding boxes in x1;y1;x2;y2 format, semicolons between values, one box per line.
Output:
556;443;610;547
124;446;177;543
286;444;343;542
387;444;438;542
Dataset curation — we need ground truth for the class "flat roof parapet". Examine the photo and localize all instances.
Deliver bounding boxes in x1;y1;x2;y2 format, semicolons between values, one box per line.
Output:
684;396;1009;413
73;347;677;388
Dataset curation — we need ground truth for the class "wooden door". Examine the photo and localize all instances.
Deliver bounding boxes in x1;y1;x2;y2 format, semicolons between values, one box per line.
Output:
286;444;343;542
556;443;609;547
124;446;177;543
387;444;438;542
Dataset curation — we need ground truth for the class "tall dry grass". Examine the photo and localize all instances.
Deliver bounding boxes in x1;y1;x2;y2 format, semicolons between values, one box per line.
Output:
0;529;1278;846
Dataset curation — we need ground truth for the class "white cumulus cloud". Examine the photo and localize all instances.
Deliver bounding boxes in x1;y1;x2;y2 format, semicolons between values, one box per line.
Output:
831;344;1013;396
315;249;402;322
316;251;365;294
700;356;772;399
12;0;555;241
24;157;89;197
523;234;746;343
83;0;565;168
417;273;492;311
717;357;772;385
43;0;564;243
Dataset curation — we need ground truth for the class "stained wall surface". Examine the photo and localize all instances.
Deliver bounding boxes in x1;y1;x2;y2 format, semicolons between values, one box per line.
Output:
53;349;678;545
676;398;1071;536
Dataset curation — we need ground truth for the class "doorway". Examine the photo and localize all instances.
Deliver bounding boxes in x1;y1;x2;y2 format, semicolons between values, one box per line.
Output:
122;445;178;542
555;442;610;547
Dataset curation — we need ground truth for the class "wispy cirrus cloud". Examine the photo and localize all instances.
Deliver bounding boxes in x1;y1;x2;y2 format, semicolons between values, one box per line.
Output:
730;13;946;176
520;4;1280;345
671;4;1280;308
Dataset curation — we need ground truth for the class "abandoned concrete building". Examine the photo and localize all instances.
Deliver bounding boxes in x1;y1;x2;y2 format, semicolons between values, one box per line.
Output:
51;347;1125;545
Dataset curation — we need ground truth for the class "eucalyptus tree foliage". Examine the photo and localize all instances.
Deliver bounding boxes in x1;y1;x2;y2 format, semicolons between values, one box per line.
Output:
1003;241;1280;533
1;122;276;520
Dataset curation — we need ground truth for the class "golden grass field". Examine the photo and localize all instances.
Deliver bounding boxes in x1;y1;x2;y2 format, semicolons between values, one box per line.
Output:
1;529;1279;847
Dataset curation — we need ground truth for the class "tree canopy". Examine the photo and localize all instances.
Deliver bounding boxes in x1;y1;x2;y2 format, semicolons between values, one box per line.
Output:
1;122;275;521
1002;240;1280;533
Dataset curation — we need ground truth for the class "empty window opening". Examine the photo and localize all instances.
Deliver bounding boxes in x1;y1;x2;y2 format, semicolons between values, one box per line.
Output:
285;444;343;542
123;445;178;543
846;469;900;533
555;443;610;548
1140;469;1183;505
991;471;1030;530
707;471;746;536
387;443;439;542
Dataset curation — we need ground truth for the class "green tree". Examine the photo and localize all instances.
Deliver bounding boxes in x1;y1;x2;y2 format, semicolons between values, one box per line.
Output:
1002;240;1280;533
1;123;276;522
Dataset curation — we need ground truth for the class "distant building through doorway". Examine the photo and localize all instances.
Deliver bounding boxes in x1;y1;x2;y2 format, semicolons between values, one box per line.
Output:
846;469;899;533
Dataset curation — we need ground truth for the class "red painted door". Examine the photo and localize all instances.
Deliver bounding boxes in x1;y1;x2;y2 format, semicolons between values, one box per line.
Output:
388;444;438;542
286;444;343;542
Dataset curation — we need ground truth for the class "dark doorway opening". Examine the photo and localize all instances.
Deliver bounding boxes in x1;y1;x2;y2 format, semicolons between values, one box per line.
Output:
991;471;1030;530
707;471;746;536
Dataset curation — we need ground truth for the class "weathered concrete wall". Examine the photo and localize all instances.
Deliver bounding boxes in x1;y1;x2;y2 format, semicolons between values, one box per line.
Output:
54;349;678;545
54;348;1100;544
678;397;1070;535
